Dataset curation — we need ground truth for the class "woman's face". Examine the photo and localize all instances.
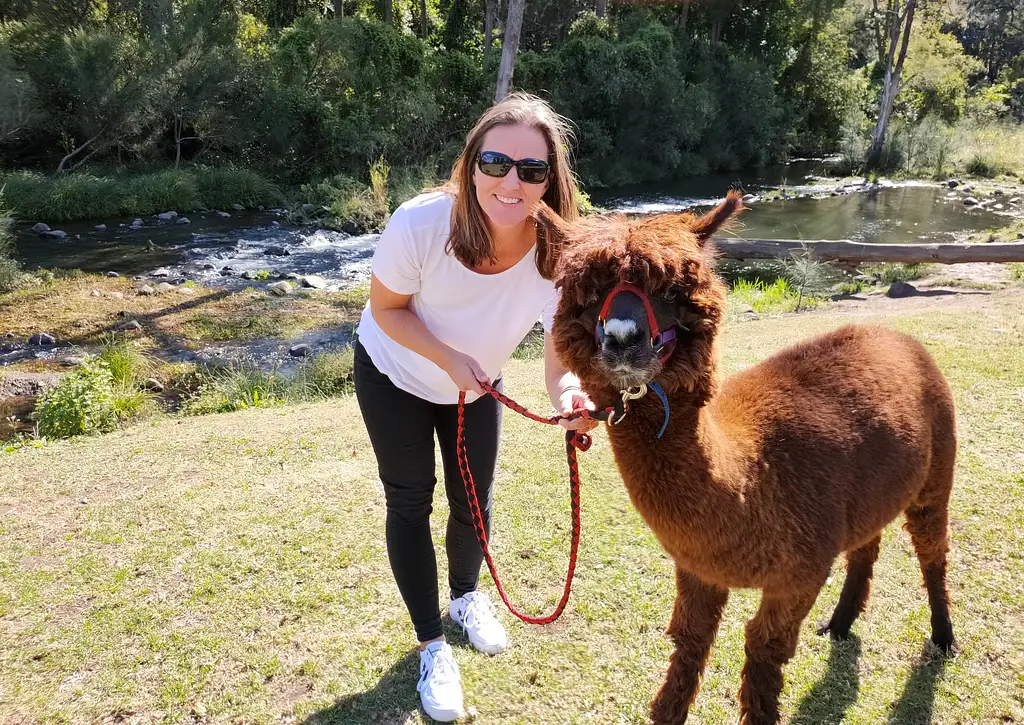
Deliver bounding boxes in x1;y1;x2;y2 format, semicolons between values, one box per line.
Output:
473;123;551;233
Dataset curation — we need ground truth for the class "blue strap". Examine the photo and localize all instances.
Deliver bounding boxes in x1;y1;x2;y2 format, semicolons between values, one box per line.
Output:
648;380;670;439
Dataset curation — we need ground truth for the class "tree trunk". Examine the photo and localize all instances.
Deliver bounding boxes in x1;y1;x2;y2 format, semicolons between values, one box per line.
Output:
383;0;392;25
333;0;344;18
495;0;525;103
596;0;607;18
712;238;1024;264
677;0;690;32
484;0;497;68
867;0;916;169
148;0;172;38
420;0;428;37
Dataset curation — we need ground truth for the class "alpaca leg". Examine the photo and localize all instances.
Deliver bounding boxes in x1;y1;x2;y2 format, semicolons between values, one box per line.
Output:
904;502;957;654
739;588;820;725
650;568;729;725
817;534;882;640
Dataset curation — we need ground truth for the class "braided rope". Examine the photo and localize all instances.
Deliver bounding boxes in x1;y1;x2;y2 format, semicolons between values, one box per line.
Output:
456;382;601;624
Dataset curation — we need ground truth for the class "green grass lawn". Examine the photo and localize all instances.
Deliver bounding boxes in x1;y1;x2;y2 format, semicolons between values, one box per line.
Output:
1;296;1022;724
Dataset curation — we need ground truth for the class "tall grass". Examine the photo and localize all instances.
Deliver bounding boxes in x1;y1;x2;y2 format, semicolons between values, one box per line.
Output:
0;167;282;222
0;190;21;293
950;121;1024;177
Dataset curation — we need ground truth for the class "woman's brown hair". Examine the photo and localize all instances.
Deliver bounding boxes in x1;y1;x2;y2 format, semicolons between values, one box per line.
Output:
437;92;580;280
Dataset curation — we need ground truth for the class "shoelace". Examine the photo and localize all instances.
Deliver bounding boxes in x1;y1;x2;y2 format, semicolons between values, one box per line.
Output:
461;595;497;632
422;648;457;687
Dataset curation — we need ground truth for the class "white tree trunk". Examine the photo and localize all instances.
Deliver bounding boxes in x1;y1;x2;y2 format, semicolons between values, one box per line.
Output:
867;0;917;167
495;0;525;103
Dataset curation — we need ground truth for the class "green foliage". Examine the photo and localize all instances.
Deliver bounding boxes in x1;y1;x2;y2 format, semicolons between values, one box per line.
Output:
864;263;929;284
0;168;280;222
0;192;21;293
730;278;821;314
36;357;118;439
182;364;284;415
287;350;355;399
1009;263;1024;281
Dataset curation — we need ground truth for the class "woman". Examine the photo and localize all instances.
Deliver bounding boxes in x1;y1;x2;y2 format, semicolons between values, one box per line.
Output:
353;92;596;721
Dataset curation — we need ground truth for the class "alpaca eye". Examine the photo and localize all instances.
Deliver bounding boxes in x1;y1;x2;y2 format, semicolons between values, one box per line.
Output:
585;291;599;305
662;290;677;302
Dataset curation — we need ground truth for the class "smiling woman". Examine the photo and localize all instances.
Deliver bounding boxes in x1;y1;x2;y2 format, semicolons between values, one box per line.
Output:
349;92;593;722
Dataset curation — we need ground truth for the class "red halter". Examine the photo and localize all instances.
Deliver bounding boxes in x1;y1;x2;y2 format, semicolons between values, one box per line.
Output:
595;283;677;363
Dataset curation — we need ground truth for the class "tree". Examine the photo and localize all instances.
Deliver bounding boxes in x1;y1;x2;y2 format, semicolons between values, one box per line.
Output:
334;0;344;18
596;0;607;18
867;0;918;168
495;0;525;102
484;0;497;67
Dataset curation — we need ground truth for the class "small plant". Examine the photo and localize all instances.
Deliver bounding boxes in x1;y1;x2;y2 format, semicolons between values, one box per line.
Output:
36;357;117;439
864;263;929;284
1008;263;1024;281
835;280;867;295
778;246;841;312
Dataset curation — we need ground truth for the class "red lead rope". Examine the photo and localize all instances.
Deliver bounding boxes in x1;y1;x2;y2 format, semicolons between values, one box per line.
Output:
456;382;613;624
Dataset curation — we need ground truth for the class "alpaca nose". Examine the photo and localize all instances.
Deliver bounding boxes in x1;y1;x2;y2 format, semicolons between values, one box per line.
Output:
602;318;646;353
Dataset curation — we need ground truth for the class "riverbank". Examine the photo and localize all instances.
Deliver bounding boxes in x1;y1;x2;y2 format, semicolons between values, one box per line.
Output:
0;164;406;234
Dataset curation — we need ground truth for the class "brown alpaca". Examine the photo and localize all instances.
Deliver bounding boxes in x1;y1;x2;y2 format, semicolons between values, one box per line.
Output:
536;192;957;725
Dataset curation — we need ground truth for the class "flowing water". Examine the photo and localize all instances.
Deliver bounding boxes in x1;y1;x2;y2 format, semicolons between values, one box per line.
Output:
13;161;1014;288
6;161;1017;370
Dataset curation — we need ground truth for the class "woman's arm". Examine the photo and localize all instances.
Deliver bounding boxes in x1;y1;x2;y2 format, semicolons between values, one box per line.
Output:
544;331;598;432
370;273;488;395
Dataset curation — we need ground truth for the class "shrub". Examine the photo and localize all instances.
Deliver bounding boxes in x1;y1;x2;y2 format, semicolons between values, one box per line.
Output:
36;357;117;439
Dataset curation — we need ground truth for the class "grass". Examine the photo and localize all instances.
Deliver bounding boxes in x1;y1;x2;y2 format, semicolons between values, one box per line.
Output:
0;167;283;223
864;263;931;285
2;295;1020;723
1010;262;1024;281
730;277;822;314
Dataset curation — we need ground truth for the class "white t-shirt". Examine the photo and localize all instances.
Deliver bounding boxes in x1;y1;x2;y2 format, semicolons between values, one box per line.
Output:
356;191;558;405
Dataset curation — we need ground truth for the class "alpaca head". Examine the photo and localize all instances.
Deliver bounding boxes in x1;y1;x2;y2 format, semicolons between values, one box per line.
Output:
538;191;743;405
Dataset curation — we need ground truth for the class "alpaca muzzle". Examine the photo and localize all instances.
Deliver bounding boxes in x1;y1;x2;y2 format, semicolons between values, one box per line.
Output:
596;283;677;371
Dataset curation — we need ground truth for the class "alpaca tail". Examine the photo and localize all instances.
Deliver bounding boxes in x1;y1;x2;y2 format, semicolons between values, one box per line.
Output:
692;190;744;243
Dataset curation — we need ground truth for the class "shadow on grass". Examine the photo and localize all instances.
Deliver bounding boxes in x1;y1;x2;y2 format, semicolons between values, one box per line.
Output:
885;643;952;725
791;635;861;725
303;649;421;724
304;620;477;724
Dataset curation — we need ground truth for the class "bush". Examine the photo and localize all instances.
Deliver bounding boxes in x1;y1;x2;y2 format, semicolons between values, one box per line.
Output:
0;168;282;222
36;357;118;439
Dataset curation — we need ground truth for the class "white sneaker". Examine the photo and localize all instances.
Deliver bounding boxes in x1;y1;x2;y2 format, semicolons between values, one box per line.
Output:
450;591;509;655
417;641;464;722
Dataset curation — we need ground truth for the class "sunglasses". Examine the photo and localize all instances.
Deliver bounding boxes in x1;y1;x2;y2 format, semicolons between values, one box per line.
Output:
477;150;550;184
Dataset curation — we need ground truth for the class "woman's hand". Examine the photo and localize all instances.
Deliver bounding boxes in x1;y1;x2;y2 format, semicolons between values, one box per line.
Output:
558;389;600;432
443;350;489;396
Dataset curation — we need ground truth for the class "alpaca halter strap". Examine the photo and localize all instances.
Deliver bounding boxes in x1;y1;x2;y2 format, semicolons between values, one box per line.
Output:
595;282;678;364
595;283;674;438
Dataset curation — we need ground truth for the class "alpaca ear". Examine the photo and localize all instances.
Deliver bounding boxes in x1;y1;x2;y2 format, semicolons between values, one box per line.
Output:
691;190;744;246
533;200;570;280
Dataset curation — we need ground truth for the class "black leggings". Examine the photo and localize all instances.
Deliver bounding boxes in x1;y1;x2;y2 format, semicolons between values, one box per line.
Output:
353;341;501;642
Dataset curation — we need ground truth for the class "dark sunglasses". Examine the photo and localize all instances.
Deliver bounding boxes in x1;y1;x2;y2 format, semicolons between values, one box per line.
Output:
477;150;550;184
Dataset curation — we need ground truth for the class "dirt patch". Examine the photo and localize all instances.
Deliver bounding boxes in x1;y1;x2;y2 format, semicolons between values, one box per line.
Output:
820;263;1024;317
